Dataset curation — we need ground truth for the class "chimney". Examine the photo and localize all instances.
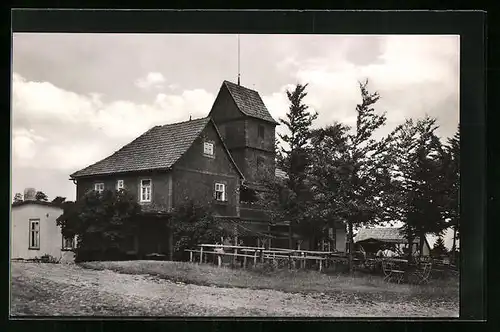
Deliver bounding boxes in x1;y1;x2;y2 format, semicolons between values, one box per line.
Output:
24;188;36;201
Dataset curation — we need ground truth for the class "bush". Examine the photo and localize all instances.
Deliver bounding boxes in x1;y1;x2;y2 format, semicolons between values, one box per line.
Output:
37;254;60;264
57;189;142;262
170;200;230;260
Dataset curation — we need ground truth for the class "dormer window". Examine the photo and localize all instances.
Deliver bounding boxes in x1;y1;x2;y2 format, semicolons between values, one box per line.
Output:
258;124;265;139
116;180;124;191
94;183;104;194
203;141;214;156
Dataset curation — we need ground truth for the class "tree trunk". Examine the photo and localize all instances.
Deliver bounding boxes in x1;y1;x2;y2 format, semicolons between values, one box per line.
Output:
419;230;425;258
348;221;354;275
451;226;457;263
168;226;174;261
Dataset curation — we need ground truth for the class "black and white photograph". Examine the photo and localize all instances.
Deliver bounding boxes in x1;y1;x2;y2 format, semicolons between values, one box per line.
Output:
11;30;462;317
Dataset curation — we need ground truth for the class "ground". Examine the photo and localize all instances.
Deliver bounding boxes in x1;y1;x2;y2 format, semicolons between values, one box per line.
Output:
10;261;459;317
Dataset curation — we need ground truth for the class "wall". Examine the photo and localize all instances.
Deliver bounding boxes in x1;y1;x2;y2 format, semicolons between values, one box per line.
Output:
245;118;276;152
243;148;276;184
173;121;241;216
76;171;173;212
209;85;242;123
11;204;65;260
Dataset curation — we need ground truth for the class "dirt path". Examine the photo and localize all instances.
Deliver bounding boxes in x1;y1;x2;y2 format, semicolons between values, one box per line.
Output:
10;262;458;317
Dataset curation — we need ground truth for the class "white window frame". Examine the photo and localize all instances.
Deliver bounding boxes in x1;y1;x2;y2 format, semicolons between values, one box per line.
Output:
214;183;226;202
203;141;214;156
29;219;40;250
140;179;152;203
116;179;124;191
94;182;105;194
62;235;76;250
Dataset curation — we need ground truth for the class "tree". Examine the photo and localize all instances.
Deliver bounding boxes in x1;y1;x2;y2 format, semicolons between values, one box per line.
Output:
35;191;48;201
56;189;141;262
274;83;318;248
388;116;449;260
442;126;460;255
169;200;228;260
311;80;395;274
432;236;448;258
51;196;67;206
13;193;23;203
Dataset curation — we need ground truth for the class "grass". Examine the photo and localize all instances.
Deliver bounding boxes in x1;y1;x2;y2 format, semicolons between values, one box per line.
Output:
80;260;459;305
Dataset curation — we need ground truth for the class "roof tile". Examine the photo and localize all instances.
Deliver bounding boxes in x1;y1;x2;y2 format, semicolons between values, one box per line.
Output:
354;227;422;244
223;81;279;124
71;117;210;178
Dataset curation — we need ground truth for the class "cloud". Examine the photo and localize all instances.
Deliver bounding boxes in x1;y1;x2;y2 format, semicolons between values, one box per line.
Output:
12;128;46;162
134;72;166;89
12;72;215;173
269;35;459;140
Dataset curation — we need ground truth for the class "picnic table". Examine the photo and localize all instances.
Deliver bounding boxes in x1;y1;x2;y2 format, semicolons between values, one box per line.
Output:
381;258;432;284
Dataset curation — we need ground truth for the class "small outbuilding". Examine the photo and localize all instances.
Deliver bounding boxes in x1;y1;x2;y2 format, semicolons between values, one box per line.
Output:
354;227;431;257
10;189;75;263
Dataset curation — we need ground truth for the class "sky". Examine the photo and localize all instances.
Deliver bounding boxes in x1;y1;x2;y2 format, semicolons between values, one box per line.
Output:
11;34;459;248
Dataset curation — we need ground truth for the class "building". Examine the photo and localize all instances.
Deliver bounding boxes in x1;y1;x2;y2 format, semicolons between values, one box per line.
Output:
354;227;431;257
11;188;75;262
69;80;346;258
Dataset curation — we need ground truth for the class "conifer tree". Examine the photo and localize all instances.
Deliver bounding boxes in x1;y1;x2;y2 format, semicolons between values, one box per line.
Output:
13;193;23;203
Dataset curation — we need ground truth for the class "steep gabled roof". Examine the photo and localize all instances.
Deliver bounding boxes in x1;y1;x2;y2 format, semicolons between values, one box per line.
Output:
222;80;279;125
70;117;243;179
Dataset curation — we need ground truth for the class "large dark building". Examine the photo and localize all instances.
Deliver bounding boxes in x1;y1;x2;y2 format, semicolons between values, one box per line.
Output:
70;81;346;258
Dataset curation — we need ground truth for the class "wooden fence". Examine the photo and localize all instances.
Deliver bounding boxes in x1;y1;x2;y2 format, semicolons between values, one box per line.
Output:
185;244;347;272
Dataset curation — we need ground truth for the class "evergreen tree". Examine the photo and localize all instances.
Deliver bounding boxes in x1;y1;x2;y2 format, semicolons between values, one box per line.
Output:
35;191;48;201
388;116;449;260
275;83;318;248
51;196;67;206
442;126;460;254
309;80;396;273
432;236;448;257
13;193;23;203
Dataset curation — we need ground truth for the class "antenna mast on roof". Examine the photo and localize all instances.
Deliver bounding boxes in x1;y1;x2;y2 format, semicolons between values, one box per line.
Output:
237;34;241;86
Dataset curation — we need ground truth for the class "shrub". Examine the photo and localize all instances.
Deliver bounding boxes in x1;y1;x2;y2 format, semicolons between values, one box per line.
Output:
57;189;142;262
40;254;60;264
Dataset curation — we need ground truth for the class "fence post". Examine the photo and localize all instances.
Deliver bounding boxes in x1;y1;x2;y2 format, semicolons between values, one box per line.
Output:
319;258;323;272
189;251;193;263
218;254;222;267
301;252;305;269
254;249;257;266
244;253;247;268
199;246;204;264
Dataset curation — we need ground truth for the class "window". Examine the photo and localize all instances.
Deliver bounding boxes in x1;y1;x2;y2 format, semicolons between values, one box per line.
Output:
203;141;214;156
116;179;124;191
140;179;152;202
62;235;76;250
94;183;104;193
29;219;40;249
214;183;226;201
258;124;265;139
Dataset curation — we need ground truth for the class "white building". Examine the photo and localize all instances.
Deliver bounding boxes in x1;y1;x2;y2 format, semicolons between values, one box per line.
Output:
10;188;75;262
